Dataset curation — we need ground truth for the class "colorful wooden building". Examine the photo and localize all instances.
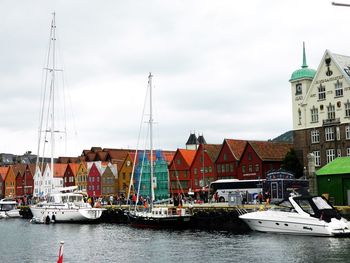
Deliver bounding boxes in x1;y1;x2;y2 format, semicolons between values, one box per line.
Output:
215;139;247;180
4;166;16;197
0;167;9;198
101;163;118;197
14;164;27;197
237;141;292;180
168;149;196;195
190;144;221;191
76;162;88;191
118;152;135;196
87;162;103;197
63;163;78;187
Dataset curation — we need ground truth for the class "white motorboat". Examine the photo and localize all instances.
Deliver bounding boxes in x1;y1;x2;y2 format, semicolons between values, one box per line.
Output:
0;199;21;218
239;194;350;236
30;186;105;223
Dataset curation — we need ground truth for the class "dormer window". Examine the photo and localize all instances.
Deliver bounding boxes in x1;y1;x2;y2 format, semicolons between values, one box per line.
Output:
318;84;326;100
334;80;343;97
295;83;302;95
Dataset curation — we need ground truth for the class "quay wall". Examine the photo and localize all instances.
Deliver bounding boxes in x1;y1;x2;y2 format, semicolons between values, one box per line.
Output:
19;204;350;231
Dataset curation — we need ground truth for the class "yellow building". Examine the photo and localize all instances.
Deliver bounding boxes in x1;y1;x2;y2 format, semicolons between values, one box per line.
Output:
117;152;135;197
76;162;87;191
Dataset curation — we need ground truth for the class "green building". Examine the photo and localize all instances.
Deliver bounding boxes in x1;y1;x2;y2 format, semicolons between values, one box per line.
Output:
316;157;350;206
135;150;169;201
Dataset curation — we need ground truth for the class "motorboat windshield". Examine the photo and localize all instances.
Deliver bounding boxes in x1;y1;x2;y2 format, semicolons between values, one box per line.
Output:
293;196;341;222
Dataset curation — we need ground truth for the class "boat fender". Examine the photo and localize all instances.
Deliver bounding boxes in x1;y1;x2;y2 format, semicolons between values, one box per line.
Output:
45;215;50;224
52;215;56;222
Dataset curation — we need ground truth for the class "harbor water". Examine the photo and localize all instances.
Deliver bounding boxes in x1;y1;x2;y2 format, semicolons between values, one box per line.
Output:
1;219;350;263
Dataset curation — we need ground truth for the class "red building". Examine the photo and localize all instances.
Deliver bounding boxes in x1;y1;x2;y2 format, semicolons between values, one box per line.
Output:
237;141;292;180
63;163;78;187
215;139;247;179
14;164;26;197
168;149;196;195
0;167;9;198
190;144;221;191
24;164;35;196
87;162;103;197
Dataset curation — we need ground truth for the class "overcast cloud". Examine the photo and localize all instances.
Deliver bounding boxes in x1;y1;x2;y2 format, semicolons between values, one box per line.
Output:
1;0;349;157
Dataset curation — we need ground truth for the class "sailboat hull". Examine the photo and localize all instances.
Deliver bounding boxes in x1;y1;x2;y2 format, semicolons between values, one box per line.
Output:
128;213;192;229
127;207;192;229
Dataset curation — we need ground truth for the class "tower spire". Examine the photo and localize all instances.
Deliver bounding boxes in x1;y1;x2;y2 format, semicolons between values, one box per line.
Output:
302;41;308;68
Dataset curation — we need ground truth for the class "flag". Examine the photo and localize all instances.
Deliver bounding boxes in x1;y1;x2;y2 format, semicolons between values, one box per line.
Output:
57;241;64;263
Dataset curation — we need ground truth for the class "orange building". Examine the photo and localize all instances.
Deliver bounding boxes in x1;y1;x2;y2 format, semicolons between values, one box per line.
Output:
4;166;16;197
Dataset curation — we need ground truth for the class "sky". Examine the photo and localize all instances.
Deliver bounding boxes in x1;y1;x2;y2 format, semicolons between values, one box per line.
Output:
1;0;350;157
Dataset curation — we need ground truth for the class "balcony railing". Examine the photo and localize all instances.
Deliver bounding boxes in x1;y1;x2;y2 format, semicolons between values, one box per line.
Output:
322;118;340;126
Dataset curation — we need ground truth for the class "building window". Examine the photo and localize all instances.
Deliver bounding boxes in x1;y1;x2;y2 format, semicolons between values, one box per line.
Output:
255;164;260;172
230;164;234;173
345;100;350;117
310;106;318;123
347;148;350;156
313;151;321;167
327;103;335;120
242;165;246;173
248;164;253;173
334;80;343;97
311;130;320;143
318;84;326;100
222;164;225;173
248;153;252;161
326;149;335;164
177;159;181;165
194;168;197;175
217;165;221;173
295;83;302;95
223;153;227;161
325;127;335;141
337;149;342;157
346;125;350;140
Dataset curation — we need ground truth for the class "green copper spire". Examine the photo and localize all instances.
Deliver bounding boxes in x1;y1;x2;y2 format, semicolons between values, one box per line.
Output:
302;41;308;68
289;42;316;82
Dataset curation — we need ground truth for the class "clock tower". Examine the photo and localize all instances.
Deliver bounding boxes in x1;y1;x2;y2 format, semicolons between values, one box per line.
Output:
289;42;316;130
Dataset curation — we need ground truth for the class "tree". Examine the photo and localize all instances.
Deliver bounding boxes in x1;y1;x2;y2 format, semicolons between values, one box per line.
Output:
282;148;304;178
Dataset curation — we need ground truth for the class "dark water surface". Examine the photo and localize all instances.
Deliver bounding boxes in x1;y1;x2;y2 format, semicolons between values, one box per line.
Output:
1;218;350;263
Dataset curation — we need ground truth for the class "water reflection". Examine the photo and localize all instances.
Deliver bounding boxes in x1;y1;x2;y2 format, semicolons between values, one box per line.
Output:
0;220;349;263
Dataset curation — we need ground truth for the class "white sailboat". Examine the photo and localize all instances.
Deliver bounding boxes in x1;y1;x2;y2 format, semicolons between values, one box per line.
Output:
30;13;104;223
127;73;192;228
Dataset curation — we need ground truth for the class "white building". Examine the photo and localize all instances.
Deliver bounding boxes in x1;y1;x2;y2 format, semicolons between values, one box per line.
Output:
290;43;350;168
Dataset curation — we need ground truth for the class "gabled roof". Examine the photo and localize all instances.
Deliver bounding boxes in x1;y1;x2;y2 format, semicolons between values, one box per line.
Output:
95;151;108;161
53;164;68;178
12;163;27;177
0;167;9;181
316;157;350;176
67;163;79;176
248;141;292;161
178;149;196;167
203;144;222;162
225;139;247;160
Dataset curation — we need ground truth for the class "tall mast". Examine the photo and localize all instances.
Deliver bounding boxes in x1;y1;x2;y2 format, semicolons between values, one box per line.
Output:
148;72;155;203
50;12;56;182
